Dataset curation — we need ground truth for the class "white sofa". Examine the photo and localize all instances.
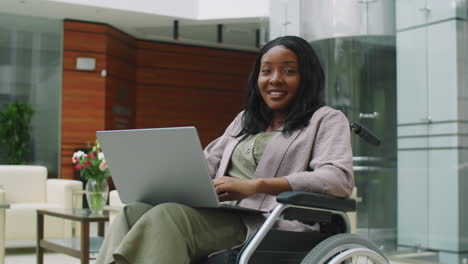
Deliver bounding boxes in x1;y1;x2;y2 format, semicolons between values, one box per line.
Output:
0;165;83;248
108;190;125;225
0;189;7;263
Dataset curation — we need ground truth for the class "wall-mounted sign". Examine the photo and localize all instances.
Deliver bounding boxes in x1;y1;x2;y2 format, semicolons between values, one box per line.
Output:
76;57;96;71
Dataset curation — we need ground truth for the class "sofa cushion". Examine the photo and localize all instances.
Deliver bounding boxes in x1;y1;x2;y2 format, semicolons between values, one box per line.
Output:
0;165;47;203
6;203;65;241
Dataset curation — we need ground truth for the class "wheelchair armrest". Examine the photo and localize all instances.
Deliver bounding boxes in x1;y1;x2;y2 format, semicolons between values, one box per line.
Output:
276;191;356;212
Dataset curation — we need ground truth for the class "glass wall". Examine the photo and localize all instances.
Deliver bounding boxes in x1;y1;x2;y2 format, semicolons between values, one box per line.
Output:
0;13;62;177
300;1;468;263
395;1;468;263
312;36;397;252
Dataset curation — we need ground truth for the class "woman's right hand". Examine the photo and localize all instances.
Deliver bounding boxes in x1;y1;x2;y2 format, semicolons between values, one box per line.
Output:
213;176;258;202
213;176;292;201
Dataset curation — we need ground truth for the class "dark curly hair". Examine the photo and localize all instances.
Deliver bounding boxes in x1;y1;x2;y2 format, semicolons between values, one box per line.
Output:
236;35;325;137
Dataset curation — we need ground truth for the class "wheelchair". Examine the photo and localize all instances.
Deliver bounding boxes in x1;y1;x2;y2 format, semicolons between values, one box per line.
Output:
201;123;389;264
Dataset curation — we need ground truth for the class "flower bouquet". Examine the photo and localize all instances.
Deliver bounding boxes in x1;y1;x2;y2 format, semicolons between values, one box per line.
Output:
73;140;110;214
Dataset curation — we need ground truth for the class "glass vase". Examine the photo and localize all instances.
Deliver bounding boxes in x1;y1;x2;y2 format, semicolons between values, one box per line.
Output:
85;179;109;215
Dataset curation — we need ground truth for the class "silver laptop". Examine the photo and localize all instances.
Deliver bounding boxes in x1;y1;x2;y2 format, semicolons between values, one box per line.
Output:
96;127;265;214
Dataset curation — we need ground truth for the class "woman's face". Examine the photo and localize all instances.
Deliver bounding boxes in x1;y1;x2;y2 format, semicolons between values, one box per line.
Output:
257;45;300;116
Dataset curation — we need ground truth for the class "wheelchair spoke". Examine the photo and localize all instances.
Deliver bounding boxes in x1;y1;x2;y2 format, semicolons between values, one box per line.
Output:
300;234;389;264
342;255;374;264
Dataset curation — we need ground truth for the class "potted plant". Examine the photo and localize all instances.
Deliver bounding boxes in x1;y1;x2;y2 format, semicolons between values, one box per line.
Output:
73;140;110;214
0;102;35;164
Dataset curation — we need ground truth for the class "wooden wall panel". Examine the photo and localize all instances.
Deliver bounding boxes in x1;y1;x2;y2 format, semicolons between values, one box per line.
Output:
106;56;136;81
135;41;256;146
105;77;136;130
137;49;253;76
137;68;247;91
138;41;256;62
106;37;135;64
108;27;135;47
61;21;111;179
136;85;244;146
105;28;136;133
63;21;108;33
61;21;136;180
63;31;107;53
61;20;256;179
61;71;107;179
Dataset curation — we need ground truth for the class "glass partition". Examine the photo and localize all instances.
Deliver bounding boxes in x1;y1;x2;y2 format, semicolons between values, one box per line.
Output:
0;13;62;177
307;1;468;263
312;36;397;252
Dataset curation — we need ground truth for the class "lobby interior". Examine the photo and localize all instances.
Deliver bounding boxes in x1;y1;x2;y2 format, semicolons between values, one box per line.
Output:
1;0;468;263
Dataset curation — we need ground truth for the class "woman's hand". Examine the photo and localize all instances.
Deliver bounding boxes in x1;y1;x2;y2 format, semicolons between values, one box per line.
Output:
213;176;258;202
213;176;292;202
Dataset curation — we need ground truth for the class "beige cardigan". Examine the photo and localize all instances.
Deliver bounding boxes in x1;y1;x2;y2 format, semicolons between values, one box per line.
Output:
203;106;354;236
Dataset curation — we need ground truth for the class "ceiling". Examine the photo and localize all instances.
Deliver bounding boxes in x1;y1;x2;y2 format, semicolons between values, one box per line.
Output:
1;0;270;50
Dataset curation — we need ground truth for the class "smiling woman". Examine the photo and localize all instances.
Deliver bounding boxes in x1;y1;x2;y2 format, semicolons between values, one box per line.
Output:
95;36;353;264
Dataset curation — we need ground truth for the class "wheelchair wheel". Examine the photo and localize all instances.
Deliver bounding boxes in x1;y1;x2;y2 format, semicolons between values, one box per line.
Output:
300;233;389;264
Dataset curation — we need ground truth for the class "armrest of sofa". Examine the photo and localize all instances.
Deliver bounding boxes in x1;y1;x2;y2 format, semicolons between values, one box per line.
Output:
107;190;125;225
0;187;4;204
0;187;5;262
47;179;83;208
109;190;124;207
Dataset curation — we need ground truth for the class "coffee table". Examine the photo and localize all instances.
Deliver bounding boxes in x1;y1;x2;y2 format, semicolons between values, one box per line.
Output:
36;208;109;264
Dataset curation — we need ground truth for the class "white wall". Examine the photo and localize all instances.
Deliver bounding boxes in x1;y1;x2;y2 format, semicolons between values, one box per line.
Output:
197;0;269;19
47;0;198;18
47;0;269;20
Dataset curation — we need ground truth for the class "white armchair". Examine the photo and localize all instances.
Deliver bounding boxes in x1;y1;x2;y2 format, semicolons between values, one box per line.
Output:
0;188;6;263
0;165;83;248
108;190;125;225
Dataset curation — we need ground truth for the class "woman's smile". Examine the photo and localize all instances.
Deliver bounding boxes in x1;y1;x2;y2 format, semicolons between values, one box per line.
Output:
267;89;288;99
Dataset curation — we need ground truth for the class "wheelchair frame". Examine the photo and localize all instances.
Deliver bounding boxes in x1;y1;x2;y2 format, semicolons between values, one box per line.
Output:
234;191;389;264
239;195;350;263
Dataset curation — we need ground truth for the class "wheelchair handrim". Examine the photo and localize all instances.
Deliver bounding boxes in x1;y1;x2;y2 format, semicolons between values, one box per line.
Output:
327;247;389;264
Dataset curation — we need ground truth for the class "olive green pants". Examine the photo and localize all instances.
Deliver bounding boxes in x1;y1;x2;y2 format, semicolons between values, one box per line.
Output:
96;203;247;264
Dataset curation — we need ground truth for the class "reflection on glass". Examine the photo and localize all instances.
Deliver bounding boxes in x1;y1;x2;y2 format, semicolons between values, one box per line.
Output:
134;22;264;50
0;13;62;176
312;36;397;252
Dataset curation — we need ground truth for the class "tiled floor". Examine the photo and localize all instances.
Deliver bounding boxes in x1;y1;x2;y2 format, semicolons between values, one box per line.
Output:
3;222;432;264
6;251;413;264
4;249;424;264
5;248;94;264
4;222;103;264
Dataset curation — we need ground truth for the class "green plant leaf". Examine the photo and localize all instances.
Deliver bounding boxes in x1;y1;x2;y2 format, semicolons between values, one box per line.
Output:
0;102;35;164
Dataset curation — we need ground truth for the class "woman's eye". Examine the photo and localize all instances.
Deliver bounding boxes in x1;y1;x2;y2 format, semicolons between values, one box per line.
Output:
261;68;271;74
284;69;296;74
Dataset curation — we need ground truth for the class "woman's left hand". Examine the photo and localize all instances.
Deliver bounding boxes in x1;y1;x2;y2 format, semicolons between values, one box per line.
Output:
213;176;258;201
